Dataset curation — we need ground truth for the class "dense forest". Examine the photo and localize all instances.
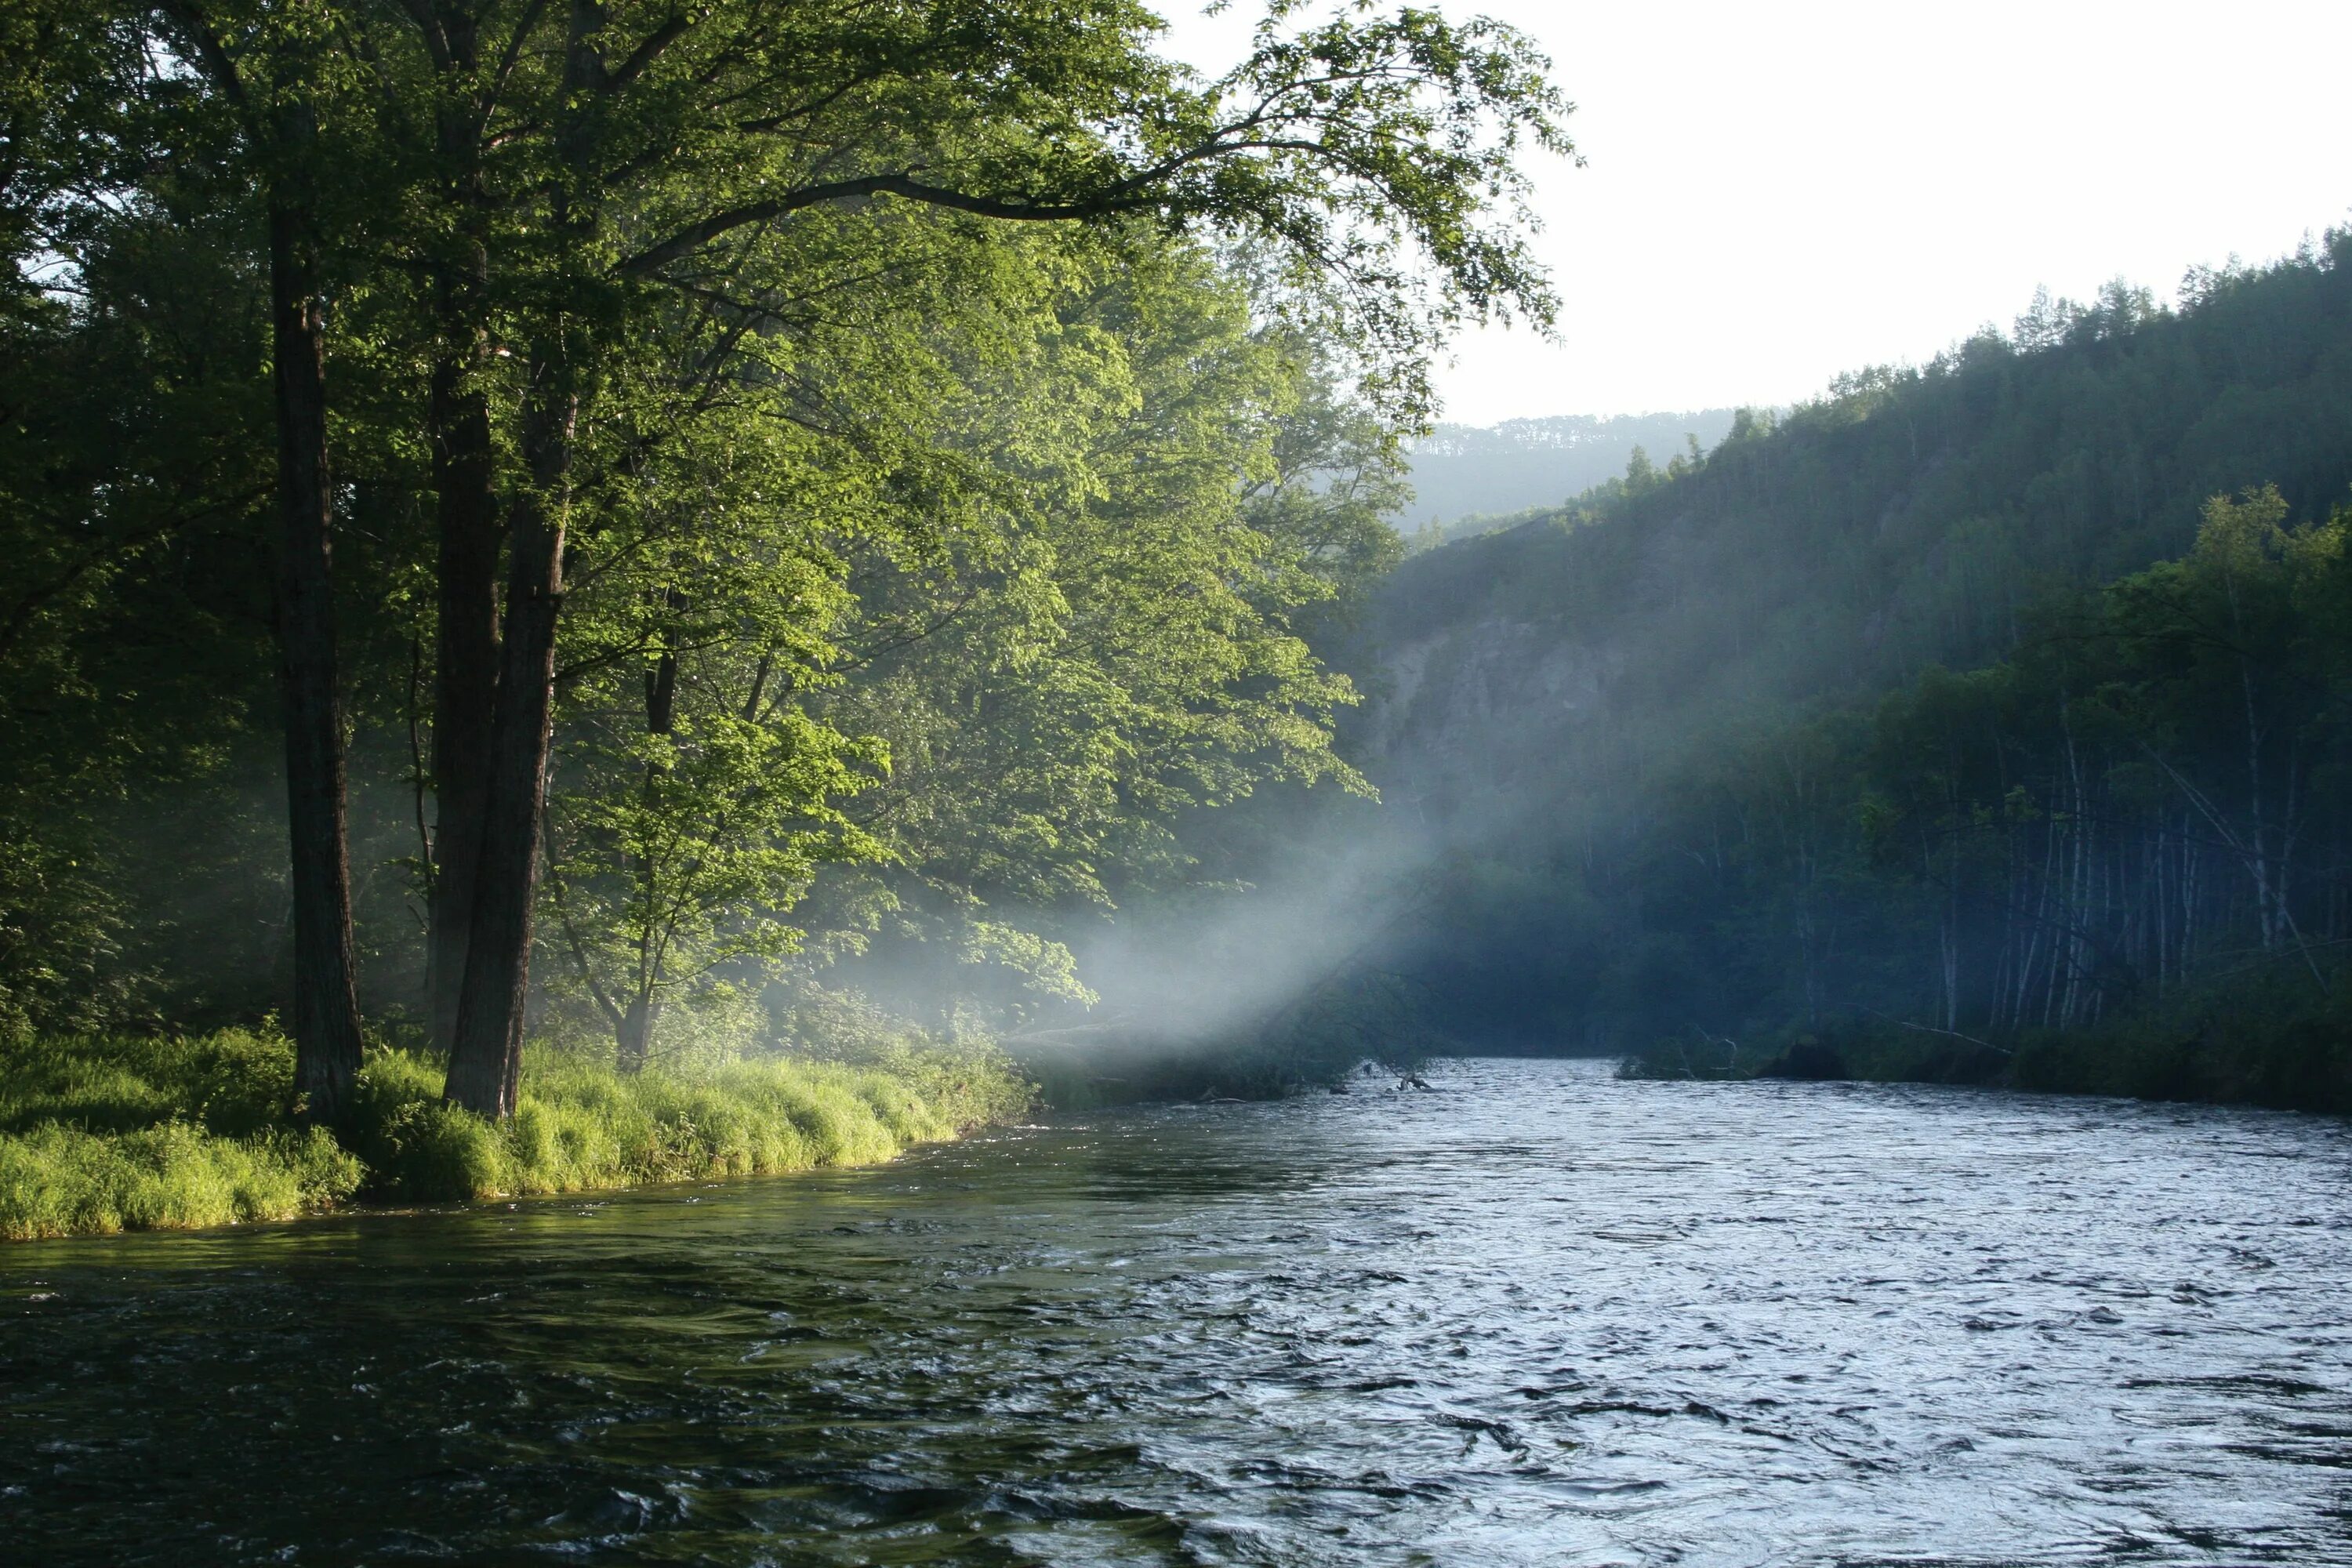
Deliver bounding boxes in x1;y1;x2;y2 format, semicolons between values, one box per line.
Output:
1341;238;2352;1106
0;0;1577;1229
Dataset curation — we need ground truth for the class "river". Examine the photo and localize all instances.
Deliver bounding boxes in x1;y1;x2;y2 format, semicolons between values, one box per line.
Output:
4;1058;2349;1565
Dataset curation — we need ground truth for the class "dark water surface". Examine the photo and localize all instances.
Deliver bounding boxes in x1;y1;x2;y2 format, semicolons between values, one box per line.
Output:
5;1059;2351;1566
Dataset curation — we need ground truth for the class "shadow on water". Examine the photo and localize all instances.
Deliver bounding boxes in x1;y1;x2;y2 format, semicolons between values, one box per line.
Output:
5;1061;2352;1566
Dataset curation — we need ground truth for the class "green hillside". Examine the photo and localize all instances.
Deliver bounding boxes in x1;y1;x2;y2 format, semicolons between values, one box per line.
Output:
1344;238;2352;1103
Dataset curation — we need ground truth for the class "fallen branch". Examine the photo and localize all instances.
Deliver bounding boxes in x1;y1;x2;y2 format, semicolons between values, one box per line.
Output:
1863;1009;2012;1056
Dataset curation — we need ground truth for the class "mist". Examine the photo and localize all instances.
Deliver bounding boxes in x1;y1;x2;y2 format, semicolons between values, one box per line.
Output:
1396;411;1740;533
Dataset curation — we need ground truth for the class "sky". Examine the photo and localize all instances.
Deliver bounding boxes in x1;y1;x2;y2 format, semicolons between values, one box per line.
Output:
1156;0;2352;426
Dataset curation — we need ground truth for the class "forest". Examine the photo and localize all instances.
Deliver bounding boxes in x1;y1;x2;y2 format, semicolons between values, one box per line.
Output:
7;7;2347;1559
1345;237;2352;1107
5;0;2350;1247
0;0;1563;1233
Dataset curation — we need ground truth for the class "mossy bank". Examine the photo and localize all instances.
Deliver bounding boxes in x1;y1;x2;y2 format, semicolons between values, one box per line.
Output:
0;1029;1032;1241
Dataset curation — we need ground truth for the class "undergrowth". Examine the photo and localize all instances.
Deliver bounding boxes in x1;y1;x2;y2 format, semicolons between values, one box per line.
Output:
1616;977;2352;1114
0;1027;1031;1240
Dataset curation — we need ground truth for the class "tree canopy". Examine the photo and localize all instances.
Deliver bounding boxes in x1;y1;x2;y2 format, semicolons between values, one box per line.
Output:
0;0;1564;1107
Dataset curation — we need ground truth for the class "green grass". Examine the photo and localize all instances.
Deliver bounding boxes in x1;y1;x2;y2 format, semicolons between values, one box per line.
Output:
0;1027;1032;1240
0;1120;364;1240
0;1029;365;1239
347;1043;1032;1201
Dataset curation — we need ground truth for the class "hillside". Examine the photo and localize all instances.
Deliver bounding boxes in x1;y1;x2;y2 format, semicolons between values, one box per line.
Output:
1338;240;2352;1083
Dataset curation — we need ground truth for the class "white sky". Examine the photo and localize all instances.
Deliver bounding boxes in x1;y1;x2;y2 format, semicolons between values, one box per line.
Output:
1157;1;2352;426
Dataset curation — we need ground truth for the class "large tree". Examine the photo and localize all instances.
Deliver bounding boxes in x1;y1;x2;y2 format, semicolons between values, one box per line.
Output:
331;0;1568;1113
8;1;1566;1111
2;0;376;1114
150;0;390;1118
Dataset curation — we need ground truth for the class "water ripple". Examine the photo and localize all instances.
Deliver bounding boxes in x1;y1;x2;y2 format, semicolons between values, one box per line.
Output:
3;1060;2350;1565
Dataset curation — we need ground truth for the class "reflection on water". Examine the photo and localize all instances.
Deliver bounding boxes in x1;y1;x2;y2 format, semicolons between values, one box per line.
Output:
5;1059;2350;1565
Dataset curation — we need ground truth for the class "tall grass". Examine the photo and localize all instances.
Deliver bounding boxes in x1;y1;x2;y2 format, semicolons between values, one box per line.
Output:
0;1027;1031;1240
347;1044;1031;1201
0;1029;363;1239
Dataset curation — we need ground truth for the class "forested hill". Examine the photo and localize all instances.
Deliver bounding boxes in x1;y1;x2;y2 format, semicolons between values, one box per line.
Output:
1341;237;2352;1091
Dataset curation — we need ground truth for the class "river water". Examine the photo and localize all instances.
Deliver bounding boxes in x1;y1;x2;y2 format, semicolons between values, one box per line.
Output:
4;1059;2350;1566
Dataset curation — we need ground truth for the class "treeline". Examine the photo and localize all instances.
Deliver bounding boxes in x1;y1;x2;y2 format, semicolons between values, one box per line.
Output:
1612;488;2351;1102
1352;235;2352;1106
1858;489;2346;1038
0;0;1568;1120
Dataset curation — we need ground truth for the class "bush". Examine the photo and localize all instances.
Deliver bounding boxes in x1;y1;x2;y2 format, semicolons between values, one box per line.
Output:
2010;989;2352;1112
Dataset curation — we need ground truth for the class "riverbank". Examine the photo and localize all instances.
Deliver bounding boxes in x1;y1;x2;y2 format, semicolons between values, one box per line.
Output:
1619;983;2352;1114
0;1029;1032;1240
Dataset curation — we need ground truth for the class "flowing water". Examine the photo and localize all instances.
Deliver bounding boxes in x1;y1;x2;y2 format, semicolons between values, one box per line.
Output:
5;1059;2350;1566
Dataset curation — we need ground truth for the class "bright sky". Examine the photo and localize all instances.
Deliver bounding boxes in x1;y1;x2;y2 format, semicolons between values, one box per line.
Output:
1158;1;2352;426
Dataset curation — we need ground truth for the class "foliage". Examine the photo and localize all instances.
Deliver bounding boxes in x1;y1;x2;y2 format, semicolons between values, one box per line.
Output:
0;160;281;1033
535;238;1407;1054
796;253;1411;1022
1;0;1531;1093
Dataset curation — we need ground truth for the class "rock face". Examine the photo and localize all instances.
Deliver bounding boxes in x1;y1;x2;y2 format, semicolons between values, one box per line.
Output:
1339;503;1752;851
1354;612;1619;832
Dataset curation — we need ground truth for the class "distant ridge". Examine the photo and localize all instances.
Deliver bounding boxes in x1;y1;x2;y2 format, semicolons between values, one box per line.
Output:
1399;410;1741;530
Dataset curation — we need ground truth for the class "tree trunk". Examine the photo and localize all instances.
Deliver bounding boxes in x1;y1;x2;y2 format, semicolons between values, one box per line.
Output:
268;179;366;1123
446;0;604;1115
425;304;501;1055
616;995;658;1075
418;14;503;1056
615;607;682;1074
444;374;572;1117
